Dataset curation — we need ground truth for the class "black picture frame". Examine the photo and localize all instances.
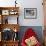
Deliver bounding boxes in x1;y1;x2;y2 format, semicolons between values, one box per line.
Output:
24;8;37;19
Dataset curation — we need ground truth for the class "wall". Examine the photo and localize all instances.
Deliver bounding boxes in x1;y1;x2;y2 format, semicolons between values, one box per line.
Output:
0;0;44;26
17;0;44;26
18;26;43;44
0;0;44;44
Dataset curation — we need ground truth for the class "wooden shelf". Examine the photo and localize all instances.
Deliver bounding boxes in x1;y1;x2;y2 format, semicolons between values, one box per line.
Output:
0;7;19;10
0;24;20;32
0;7;19;15
0;7;19;46
2;40;19;42
0;40;19;46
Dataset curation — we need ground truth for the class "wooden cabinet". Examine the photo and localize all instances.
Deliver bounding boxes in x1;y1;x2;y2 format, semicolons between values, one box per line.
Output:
44;27;46;46
0;41;19;46
0;7;19;46
43;0;46;46
0;7;19;24
43;0;46;26
2;41;19;46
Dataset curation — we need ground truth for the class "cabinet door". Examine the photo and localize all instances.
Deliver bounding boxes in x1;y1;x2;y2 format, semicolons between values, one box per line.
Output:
3;42;18;46
43;0;46;26
43;0;46;46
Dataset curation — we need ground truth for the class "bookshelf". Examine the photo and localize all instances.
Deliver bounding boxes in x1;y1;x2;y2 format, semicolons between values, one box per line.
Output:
0;7;19;46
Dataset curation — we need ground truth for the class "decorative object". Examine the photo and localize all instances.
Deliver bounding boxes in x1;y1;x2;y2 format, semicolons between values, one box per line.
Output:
9;10;18;15
2;16;8;24
24;8;37;19
2;28;13;41
13;32;18;41
2;10;9;15
21;28;41;46
25;36;38;46
14;28;17;32
15;0;17;7
5;18;8;24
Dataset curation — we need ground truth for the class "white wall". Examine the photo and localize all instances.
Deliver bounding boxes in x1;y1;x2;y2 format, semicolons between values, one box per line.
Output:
17;0;44;26
0;0;44;26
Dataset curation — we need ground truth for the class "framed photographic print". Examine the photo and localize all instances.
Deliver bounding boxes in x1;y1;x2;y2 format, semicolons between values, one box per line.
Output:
2;10;9;15
24;8;37;19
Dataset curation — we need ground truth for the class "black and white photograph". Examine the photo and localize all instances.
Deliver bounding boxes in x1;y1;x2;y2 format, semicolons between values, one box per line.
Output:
24;8;37;19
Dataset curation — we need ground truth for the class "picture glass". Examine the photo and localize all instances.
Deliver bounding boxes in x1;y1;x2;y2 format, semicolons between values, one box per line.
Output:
24;8;37;19
2;10;9;15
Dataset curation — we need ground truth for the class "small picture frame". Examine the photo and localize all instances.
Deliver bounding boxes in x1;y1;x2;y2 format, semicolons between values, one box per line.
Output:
24;8;37;19
2;10;9;15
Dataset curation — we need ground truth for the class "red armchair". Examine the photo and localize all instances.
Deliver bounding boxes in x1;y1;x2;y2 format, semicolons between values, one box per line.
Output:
21;28;41;46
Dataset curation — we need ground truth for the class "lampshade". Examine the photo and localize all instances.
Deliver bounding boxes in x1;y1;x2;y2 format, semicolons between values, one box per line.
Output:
13;28;17;32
